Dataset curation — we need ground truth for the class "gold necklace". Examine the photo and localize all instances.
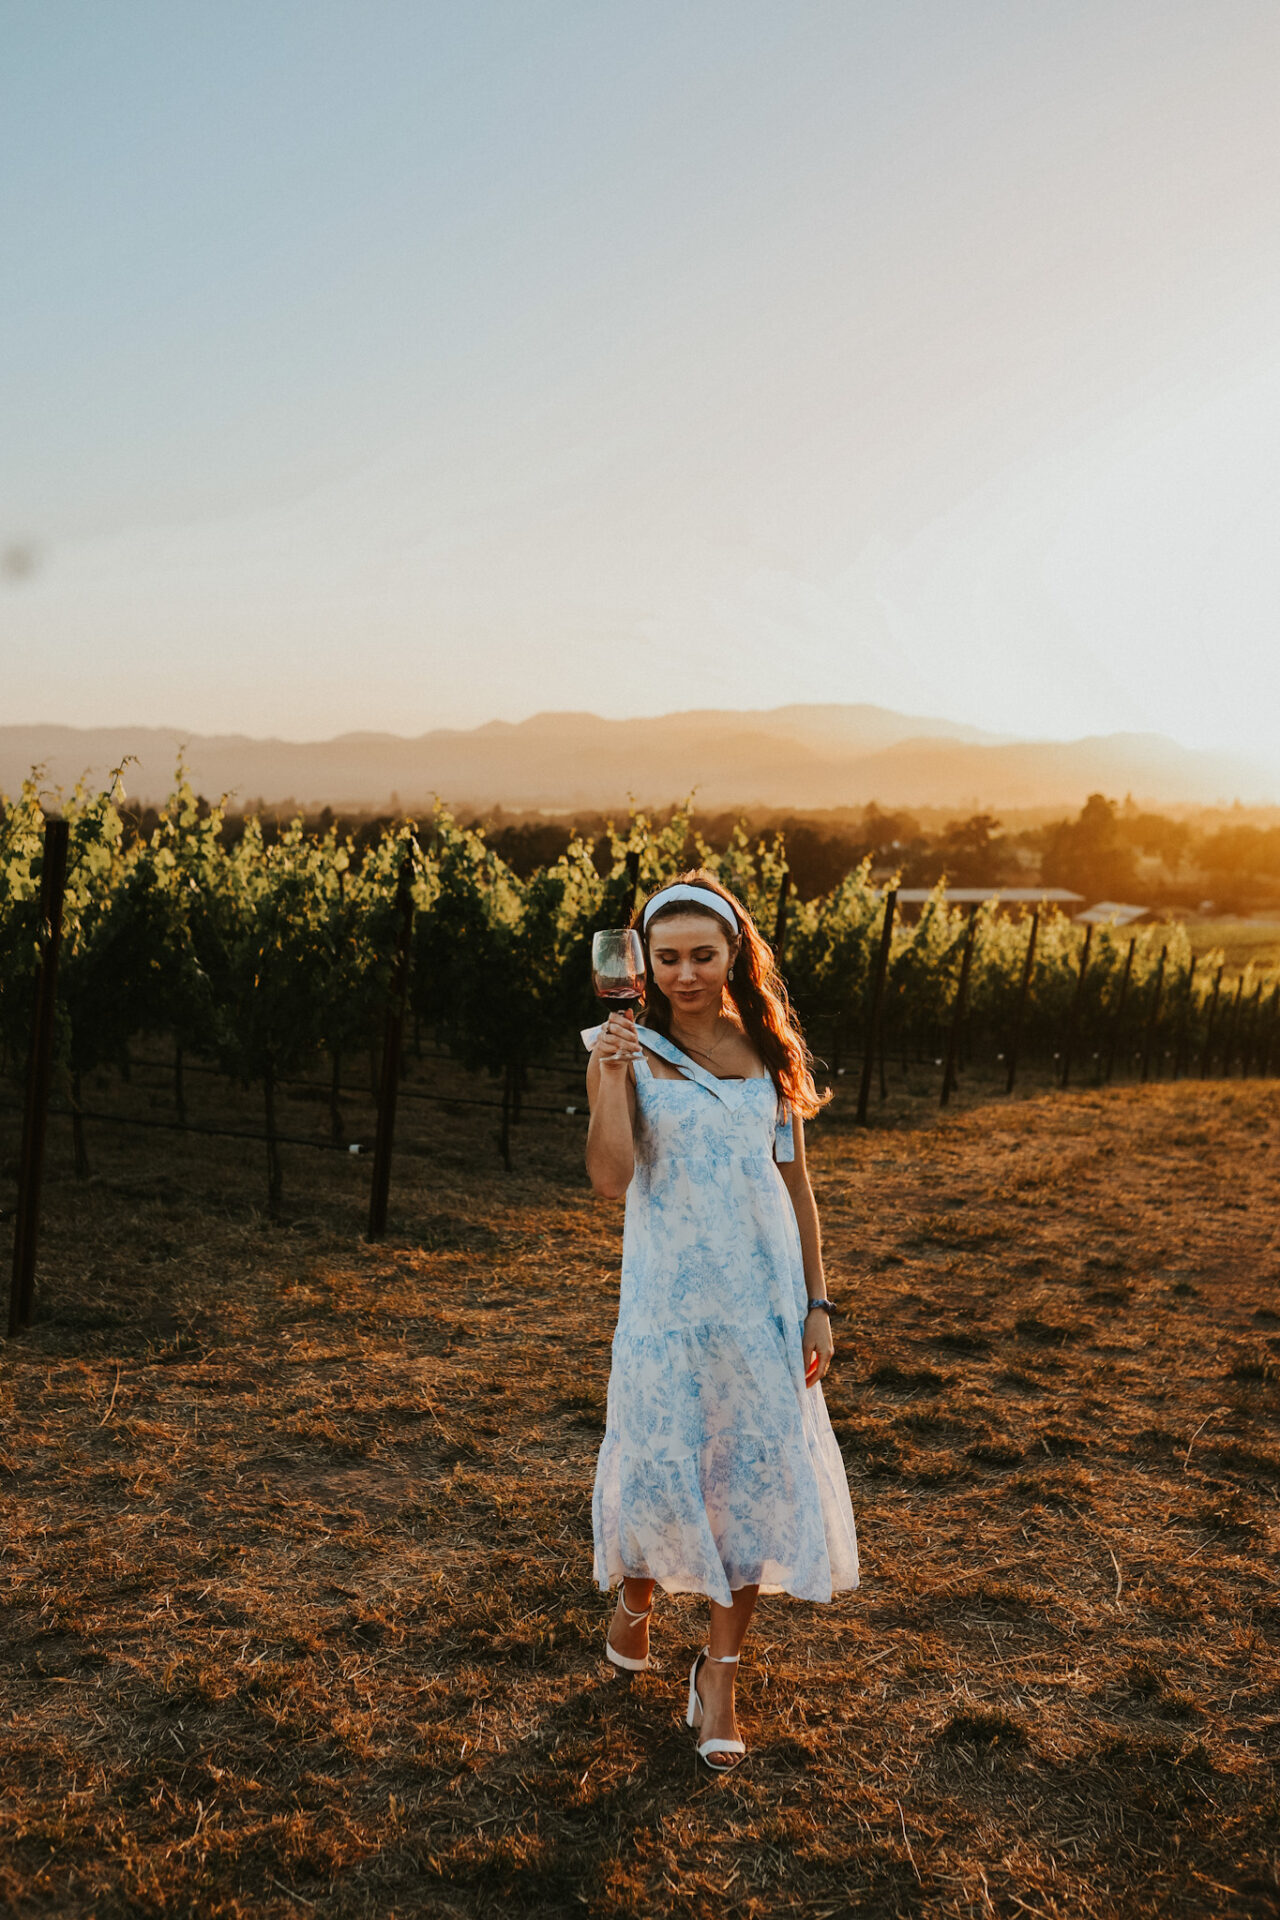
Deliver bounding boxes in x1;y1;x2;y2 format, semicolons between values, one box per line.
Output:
673;1017;728;1061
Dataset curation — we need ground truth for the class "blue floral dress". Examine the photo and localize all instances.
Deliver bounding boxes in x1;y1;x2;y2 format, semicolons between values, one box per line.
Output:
582;1023;860;1608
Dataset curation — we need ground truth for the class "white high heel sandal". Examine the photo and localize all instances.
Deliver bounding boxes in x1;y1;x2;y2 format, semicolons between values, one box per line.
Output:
605;1591;653;1673
686;1647;747;1771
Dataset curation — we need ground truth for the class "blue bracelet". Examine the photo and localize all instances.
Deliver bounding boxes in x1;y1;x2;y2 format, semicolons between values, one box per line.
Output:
807;1297;837;1316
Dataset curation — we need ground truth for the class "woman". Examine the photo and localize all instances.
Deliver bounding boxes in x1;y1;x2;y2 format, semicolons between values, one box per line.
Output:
583;871;859;1771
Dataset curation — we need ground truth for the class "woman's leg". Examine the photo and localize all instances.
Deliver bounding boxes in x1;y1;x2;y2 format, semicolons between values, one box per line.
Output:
607;1576;656;1662
695;1584;759;1751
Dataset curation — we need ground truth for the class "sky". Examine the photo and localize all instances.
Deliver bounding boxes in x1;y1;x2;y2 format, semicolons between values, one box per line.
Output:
3;0;1280;774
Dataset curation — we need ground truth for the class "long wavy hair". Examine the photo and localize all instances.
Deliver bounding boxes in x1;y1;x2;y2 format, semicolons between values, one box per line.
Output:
631;869;830;1119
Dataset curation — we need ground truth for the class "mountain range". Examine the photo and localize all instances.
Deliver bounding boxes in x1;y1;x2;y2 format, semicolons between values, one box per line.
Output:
2;707;1273;814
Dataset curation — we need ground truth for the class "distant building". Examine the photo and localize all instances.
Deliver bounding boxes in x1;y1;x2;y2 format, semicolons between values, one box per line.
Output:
880;886;1084;921
1075;901;1155;927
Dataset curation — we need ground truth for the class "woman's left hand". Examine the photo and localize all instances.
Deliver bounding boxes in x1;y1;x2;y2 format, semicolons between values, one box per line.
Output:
803;1308;834;1386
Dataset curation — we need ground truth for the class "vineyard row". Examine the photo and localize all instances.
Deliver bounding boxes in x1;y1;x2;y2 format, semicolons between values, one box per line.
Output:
4;773;1278;1314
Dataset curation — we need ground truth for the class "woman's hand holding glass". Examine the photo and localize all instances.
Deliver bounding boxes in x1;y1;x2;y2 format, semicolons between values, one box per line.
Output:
594;1011;642;1077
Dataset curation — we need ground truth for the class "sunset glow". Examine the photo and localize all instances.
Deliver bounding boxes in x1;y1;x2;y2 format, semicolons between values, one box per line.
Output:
3;2;1279;777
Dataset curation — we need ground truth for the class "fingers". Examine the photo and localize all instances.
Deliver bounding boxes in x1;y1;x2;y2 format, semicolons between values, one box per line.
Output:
596;1013;641;1068
803;1335;835;1385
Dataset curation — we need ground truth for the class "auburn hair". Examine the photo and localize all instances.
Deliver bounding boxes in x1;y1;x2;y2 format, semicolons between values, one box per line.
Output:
631;869;830;1120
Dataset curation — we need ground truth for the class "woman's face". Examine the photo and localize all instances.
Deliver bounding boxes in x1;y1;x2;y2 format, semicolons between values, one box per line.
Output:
646;912;738;1017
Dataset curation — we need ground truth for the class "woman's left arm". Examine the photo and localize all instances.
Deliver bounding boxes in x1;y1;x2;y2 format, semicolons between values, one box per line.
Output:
776;1114;835;1384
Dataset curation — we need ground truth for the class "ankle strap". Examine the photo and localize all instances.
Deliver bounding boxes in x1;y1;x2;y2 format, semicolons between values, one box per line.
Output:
702;1647;739;1664
618;1595;653;1621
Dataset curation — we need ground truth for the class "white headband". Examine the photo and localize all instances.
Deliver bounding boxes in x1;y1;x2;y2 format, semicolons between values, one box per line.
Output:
642;883;740;934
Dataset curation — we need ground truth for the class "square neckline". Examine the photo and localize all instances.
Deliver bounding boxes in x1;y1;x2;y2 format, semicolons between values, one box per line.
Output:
645;1070;771;1084
635;1022;769;1085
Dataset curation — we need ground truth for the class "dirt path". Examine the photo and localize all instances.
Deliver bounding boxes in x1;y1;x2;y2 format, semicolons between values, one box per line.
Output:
2;1079;1278;1918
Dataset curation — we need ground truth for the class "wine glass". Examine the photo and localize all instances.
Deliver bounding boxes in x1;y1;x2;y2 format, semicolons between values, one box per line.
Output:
591;928;645;1023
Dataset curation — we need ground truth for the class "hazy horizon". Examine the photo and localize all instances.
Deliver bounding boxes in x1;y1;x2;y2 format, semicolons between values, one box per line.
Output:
0;700;1266;757
6;703;1276;816
4;3;1280;773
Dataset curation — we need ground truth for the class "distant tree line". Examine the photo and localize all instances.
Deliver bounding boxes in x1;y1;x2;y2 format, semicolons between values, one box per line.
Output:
108;791;1280;913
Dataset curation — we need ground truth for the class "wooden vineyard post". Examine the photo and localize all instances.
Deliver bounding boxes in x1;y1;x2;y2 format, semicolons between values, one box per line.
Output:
1241;980;1265;1075
1219;978;1245;1077
625;848;641;911
1103;936;1136;1085
8;816;71;1337
940;904;979;1108
367;851;417;1242
1199;963;1224;1077
772;869;791;955
1059;923;1094;1090
1259;985;1280;1078
1004;908;1039;1093
856;888;897;1126
1139;946;1167;1083
1172;957;1197;1080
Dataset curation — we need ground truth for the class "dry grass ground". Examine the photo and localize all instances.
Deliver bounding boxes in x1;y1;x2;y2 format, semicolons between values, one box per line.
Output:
2;1057;1279;1919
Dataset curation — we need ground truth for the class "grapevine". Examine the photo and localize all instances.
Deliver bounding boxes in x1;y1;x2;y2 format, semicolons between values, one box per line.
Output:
3;770;1276;1212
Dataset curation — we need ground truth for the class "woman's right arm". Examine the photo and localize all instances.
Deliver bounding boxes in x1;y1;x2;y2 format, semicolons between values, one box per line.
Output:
585;1012;641;1198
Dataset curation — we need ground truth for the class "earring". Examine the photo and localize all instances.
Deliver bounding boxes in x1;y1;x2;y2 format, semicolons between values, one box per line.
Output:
728;964;735;982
